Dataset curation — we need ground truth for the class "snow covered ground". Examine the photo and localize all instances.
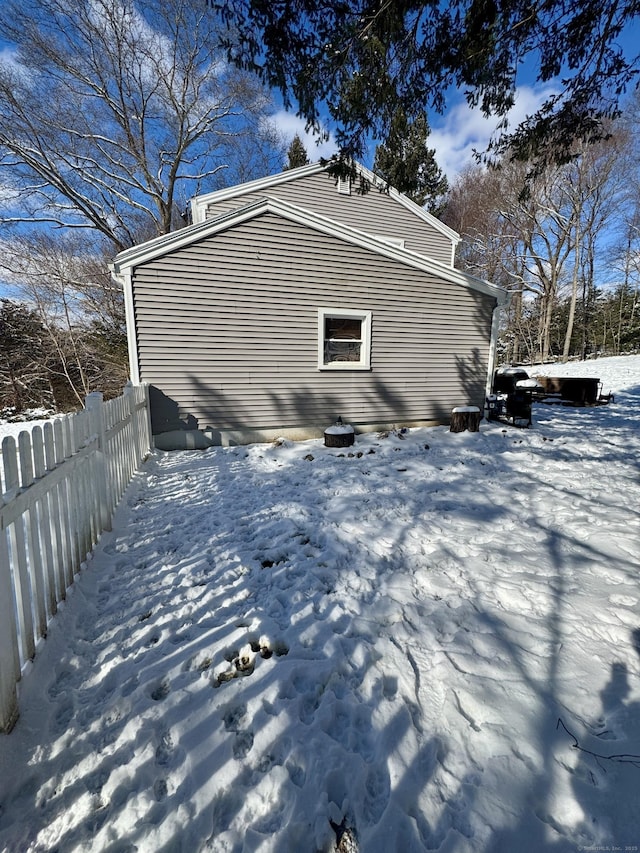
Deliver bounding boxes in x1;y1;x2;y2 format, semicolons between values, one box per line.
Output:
1;356;639;853
0;410;56;439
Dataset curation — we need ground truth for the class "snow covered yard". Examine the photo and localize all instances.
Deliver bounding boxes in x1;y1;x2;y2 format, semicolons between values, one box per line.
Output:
1;357;639;853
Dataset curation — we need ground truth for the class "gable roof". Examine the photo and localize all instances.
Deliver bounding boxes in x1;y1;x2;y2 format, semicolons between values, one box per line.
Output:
189;160;461;249
111;195;506;305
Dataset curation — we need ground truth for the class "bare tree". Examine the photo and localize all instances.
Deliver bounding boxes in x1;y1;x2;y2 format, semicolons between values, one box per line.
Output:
0;0;282;250
0;234;129;407
443;163;543;362
445;136;625;364
559;137;626;360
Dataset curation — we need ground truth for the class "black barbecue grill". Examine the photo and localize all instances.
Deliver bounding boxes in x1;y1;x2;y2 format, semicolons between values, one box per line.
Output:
486;367;542;427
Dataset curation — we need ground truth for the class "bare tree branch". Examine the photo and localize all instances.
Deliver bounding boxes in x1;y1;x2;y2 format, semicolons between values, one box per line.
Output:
0;0;284;249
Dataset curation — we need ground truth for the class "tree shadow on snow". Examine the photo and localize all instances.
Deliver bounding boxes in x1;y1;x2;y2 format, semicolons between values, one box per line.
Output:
0;393;639;852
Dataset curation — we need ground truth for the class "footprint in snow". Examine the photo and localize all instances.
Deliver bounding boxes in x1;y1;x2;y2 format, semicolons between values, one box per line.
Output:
322;704;352;748
381;674;398;701
232;729;254;760
223;702;247;732
155;729;175;766
250;803;287;836
48;667;77;699
152;727;179;804
220;700;255;760
363;764;391;824
154;778;169;802
286;759;306;788
150;678;171;701
208;788;245;836
52;699;75;734
298;693;322;725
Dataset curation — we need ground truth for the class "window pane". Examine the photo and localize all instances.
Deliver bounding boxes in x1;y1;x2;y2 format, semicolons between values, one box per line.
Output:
325;317;362;340
324;340;362;363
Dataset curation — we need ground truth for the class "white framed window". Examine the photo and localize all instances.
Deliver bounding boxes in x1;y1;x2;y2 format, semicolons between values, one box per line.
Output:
318;308;372;370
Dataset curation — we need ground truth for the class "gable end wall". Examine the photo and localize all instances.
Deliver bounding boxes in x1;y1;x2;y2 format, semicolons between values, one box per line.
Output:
204;171;454;266
131;213;495;438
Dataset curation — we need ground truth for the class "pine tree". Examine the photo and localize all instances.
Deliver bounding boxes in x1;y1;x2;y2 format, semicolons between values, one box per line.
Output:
285;134;310;170
219;0;638;173
373;111;448;213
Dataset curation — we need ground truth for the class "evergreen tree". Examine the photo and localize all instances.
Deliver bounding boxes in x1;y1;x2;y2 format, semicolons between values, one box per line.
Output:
0;299;51;413
285;134;310;170
373;110;448;212
219;0;638;173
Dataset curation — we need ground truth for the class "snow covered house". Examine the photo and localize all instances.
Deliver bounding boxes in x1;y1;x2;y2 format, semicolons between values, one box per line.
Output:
110;162;508;448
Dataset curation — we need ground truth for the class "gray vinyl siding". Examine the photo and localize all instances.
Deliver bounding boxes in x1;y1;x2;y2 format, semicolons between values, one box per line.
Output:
204;171;454;266
132;212;495;432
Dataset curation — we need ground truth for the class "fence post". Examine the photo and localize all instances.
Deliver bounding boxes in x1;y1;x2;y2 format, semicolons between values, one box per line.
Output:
142;383;153;454
124;382;142;467
85;392;111;533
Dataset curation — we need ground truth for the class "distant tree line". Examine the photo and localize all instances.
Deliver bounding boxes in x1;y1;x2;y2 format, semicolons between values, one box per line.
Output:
496;283;639;366
0;297;127;417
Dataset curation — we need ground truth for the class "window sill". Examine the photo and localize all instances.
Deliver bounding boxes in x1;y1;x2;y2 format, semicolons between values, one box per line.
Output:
318;363;372;371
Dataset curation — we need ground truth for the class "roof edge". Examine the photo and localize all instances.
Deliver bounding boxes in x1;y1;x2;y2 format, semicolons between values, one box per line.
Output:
190;162;326;223
110;197;270;278
111;195;504;304
189;160;461;246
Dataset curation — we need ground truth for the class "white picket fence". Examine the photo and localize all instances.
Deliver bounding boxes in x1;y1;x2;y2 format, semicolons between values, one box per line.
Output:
0;383;152;733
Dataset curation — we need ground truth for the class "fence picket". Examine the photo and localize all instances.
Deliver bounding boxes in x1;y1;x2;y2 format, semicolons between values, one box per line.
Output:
2;437;35;664
52;419;73;595
0;524;20;733
32;427;57;619
18;432;48;643
0;383;151;732
63;414;82;581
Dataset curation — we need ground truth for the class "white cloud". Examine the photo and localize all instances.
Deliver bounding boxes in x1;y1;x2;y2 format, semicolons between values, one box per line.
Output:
0;45;19;67
269;86;558;177
429;85;558;180
268;110;338;161
0;43;35;86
